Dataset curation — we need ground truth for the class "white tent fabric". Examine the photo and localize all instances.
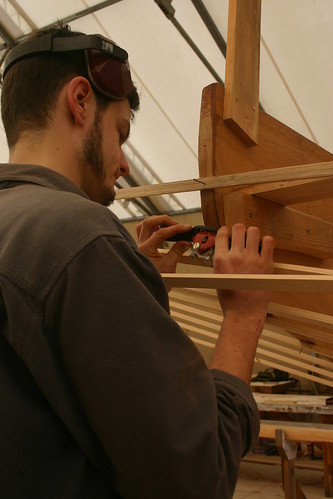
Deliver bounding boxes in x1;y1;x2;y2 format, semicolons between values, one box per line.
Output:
0;0;332;221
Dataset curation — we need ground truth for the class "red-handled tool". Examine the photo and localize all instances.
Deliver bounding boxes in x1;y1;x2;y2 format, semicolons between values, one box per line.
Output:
167;225;218;264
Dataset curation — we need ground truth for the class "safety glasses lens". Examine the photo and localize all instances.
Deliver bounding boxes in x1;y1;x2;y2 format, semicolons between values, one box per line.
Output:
86;49;134;99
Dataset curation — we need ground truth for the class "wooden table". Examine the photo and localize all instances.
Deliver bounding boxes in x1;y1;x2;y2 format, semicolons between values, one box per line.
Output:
253;393;333;497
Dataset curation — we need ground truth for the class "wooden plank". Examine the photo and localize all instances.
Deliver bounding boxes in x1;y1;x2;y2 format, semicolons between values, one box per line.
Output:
224;0;261;145
115;161;333;200
259;421;333;443
223;190;333;259
243;177;333;205
162;273;333;292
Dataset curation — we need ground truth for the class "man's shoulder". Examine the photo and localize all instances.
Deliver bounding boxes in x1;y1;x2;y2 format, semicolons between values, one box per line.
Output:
0;176;130;299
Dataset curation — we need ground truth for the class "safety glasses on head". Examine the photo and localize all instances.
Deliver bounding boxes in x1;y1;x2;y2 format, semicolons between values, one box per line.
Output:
2;33;135;100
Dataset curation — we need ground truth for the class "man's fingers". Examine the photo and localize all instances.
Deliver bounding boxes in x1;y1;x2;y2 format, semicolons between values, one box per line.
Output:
260;235;275;261
136;215;191;244
214;226;230;254
245;226;261;253
230;224;247;250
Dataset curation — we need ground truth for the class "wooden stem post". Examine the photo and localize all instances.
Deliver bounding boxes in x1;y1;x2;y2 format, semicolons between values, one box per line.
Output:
224;0;261;145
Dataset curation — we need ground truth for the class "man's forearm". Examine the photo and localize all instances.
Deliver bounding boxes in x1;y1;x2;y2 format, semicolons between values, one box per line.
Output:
209;313;265;384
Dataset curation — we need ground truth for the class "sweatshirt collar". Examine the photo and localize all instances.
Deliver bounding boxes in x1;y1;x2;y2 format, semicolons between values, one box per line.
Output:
0;163;89;199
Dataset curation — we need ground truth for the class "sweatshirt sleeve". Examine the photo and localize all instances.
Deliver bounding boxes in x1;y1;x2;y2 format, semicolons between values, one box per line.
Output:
42;234;260;499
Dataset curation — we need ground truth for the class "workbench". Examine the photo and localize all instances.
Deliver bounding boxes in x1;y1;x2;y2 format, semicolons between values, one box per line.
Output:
252;393;333;497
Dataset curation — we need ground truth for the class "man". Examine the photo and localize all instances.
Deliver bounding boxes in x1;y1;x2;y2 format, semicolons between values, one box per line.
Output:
0;24;274;498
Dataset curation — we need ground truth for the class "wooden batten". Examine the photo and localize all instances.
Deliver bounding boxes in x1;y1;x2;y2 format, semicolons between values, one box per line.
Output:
163;273;333;292
115;161;333;200
168;287;333;387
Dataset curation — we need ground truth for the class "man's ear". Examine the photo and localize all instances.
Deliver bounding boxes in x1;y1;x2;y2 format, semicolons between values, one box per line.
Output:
67;76;93;126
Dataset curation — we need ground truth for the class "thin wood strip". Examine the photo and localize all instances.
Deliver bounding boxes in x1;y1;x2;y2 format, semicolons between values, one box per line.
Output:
181;319;333;378
255;355;333;388
177;318;333;377
170;298;333;367
295;342;333;360
178;323;333;387
170;286;333;380
171;286;333;331
162;249;333;275
261;329;333;366
115;161;333;200
267;320;333;348
170;302;221;324
170;301;333;363
186;334;333;388
189;336;215;349
163;273;333;292
268;303;333;329
169;288;221;312
170;311;219;337
266;324;333;350
258;339;333;379
255;351;333;386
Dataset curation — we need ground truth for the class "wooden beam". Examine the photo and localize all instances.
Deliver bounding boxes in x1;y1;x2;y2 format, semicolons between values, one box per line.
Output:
223;190;333;259
115;161;333;200
243;177;333;205
223;0;261;145
162;273;333;292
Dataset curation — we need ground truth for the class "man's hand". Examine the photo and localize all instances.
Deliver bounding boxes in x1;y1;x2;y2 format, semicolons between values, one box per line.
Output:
210;224;275;383
214;223;274;320
136;215;192;273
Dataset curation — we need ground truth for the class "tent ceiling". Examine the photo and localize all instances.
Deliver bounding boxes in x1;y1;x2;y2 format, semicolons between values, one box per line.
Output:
0;0;332;221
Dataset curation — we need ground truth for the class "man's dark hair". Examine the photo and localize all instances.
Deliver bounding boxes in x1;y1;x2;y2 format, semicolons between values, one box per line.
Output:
1;24;140;147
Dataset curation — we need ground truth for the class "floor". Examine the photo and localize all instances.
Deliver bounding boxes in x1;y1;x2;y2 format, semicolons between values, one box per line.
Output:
234;459;326;498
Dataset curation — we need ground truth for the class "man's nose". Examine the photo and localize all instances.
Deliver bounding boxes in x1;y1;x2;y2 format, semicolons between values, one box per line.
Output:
120;150;130;176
